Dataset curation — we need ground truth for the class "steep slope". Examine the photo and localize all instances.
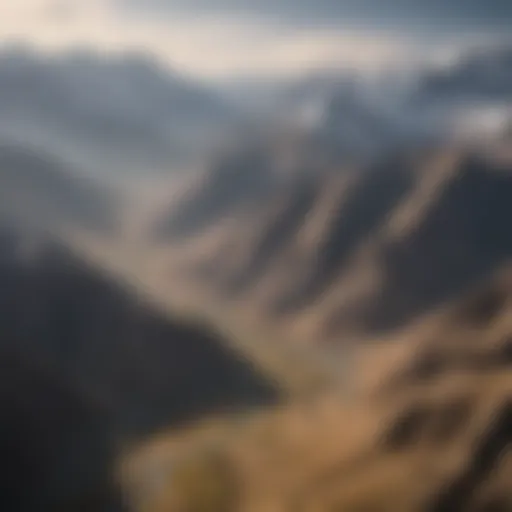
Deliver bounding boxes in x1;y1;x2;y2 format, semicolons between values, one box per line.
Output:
0;347;123;512
0;142;115;232
152;145;512;344
0;222;278;438
124;267;512;512
152;143;281;242
357;151;512;332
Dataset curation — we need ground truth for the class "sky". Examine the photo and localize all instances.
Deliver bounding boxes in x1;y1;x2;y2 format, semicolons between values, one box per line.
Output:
0;0;510;82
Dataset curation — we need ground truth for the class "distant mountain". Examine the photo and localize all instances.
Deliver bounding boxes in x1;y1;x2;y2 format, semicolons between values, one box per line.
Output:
0;47;239;174
250;44;512;163
413;44;512;104
0;142;115;231
3;43;510;178
306;87;441;162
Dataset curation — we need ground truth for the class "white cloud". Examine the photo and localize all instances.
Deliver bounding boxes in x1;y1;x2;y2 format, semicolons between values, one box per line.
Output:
0;0;421;80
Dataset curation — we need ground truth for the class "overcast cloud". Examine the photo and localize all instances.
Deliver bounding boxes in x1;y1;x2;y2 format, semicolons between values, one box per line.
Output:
118;0;512;34
0;0;510;81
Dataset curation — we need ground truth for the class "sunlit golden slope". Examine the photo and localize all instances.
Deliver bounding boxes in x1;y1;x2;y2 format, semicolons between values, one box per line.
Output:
124;267;512;512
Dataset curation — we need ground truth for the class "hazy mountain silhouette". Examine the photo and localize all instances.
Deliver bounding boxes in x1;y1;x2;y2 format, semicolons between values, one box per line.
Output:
0;142;115;231
261;44;512;161
152;144;282;241
0;47;238;174
414;45;512;104
4;39;512;512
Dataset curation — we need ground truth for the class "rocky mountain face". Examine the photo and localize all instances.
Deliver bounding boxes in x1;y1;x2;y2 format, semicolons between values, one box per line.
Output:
3;41;512;512
0;222;278;437
0;219;278;511
124;258;512;512
0;347;123;512
4;141;512;511
153;144;512;346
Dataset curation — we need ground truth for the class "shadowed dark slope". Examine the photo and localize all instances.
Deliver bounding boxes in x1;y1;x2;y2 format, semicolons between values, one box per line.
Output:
363;153;512;332
0;224;278;438
0;347;124;512
277;157;415;312
225;172;321;294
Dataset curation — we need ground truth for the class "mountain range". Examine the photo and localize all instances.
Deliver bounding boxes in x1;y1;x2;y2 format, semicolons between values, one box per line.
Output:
0;47;239;175
2;40;512;512
151;141;512;348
